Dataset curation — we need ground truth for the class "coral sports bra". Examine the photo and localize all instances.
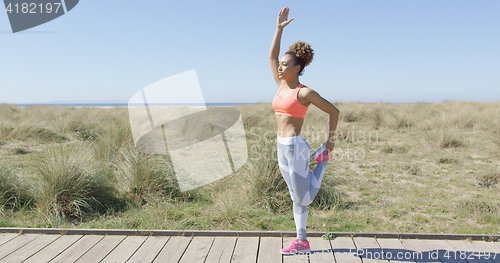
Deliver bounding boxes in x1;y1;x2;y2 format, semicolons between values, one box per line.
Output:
272;84;308;119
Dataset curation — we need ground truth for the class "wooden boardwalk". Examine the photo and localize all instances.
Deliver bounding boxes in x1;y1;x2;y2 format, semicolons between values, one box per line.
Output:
1;230;500;263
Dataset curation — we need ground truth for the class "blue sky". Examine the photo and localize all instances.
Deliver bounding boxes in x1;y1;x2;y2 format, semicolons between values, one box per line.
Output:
1;0;499;104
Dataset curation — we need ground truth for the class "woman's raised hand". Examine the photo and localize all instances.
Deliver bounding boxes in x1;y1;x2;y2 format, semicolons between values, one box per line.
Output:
277;7;294;29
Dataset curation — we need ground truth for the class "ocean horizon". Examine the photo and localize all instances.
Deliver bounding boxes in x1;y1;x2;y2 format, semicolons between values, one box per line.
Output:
4;100;499;107
10;102;262;107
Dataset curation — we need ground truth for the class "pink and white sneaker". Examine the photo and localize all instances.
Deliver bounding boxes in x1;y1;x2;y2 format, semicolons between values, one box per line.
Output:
280;239;311;255
312;142;331;163
315;150;331;163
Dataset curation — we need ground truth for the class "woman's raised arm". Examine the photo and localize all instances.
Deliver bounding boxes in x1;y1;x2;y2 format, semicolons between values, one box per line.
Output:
269;7;293;86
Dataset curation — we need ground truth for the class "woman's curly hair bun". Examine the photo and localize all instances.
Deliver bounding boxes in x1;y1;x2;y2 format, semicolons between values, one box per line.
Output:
288;40;314;67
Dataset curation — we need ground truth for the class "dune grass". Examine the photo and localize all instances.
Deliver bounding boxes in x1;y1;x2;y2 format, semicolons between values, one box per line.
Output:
0;166;30;214
34;145;117;219
0;101;499;234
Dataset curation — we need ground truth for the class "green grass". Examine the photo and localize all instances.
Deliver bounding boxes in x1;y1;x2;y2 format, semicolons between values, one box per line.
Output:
0;102;499;234
113;146;181;205
0;166;29;212
33;145;117;219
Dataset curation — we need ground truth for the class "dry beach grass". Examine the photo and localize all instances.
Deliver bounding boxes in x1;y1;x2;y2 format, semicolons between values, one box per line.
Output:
0;101;499;234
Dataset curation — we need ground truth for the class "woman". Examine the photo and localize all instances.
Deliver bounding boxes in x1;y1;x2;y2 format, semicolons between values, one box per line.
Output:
270;7;340;255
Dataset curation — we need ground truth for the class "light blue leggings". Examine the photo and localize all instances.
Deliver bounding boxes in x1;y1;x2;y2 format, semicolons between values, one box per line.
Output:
277;135;326;240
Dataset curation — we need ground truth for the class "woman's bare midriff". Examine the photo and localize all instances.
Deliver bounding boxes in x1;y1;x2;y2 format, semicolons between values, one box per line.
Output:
276;115;304;137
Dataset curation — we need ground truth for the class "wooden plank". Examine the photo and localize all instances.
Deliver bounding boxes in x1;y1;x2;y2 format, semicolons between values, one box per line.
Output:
231;236;259;263
489;242;500;262
330;237;362;263
492;242;500;250
127;236;170;263
471;241;500;263
178;236;214;263
101;235;147;263
0;228;322;238
376;238;415;263
257;237;282;263
283;237;308;263
446;239;494;263
23;235;82;263
50;235;104;263
0;234;59;263
0;234;40;260
307;237;335;262
424;239;468;263
154;236;193;263
3;227;500;240
399;238;436;263
0;233;18;246
75;235;126;263
204;236;237;263
353;237;388;263
153;236;192;263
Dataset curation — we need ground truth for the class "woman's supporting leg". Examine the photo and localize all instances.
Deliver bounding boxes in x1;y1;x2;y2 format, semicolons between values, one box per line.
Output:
277;135;312;241
293;201;308;240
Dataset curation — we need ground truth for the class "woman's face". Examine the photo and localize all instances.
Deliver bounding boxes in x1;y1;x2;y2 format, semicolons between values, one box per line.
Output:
278;54;300;80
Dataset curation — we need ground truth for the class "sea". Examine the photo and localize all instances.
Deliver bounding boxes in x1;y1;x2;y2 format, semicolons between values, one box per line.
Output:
13;102;262;107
